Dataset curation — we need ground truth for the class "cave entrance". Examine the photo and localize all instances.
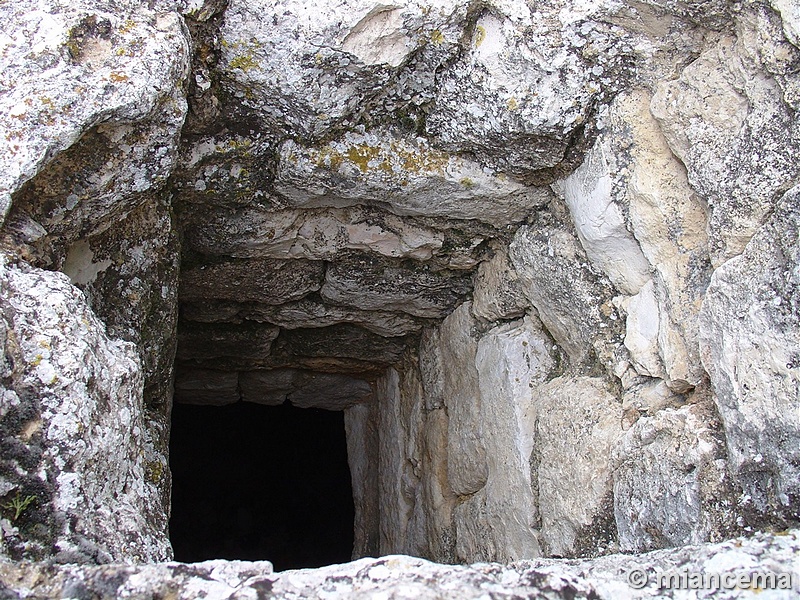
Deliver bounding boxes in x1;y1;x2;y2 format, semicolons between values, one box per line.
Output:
168;400;355;571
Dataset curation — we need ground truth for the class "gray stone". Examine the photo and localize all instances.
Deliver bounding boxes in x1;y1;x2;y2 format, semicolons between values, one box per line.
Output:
471;243;527;323
0;255;169;562
176;322;280;363
239;369;373;410
0;531;797;598
0;1;190;226
699;185;800;521
179;259;324;304
612;402;731;552
173;368;239;406
509;218;617;363
275;130;552;226
651;27;800;264
321;254;473;319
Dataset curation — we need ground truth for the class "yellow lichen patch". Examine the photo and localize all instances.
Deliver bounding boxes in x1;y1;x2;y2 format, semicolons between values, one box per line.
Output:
109;71;129;82
459;177;474;189
119;19;137;34
430;29;445;45
474;25;487;48
310;137;451;178
393;143;448;175
345;144;391;174
314;146;344;171
145;461;165;484
507;97;519;111
30;354;43;367
228;53;260;71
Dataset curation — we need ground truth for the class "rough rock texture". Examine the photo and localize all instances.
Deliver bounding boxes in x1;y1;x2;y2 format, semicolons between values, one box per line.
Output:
1;0;799;587
0;530;798;598
0;256;169;563
699;185;800;524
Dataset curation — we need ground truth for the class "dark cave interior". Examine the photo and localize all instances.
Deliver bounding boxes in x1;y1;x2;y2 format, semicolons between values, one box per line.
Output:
168;400;355;571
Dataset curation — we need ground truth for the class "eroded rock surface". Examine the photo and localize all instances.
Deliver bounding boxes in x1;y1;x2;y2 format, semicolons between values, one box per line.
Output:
0;0;799;585
0;530;797;599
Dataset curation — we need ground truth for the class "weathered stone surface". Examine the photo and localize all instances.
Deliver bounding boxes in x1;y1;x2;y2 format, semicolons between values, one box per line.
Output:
176;322;279;363
218;0;469;140
699;185;800;522
529;376;623;558
554;124;651;297
321;254;473;319
275;130;552;226
620;280;666;380
651;25;800;264
181;298;426;337
0;256;169;563
344;402;380;559
619;90;711;391
179;259;324;304
613;401;732;553
427;304;483;502
456;316;556;562
2;0;800;580
557;88;712;391
425;1;634;178
471;243;527;323
0;530;798;599
239;369;373;410
509;217;618;363
173;368;239;406
271;325;407;368
183;205;446;262
0;1;190;226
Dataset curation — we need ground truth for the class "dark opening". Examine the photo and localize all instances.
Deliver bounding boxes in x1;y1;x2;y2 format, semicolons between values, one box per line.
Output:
169;401;355;571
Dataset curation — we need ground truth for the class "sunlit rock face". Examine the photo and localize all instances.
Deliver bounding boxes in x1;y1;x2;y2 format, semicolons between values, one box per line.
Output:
0;0;799;594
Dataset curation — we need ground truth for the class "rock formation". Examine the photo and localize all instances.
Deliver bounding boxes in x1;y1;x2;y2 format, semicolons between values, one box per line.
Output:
0;0;798;595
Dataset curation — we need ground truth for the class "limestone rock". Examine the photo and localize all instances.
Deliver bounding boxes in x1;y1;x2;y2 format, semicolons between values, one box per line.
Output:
176;322;280;363
275;130;552;226
0;1;191;225
568;89;712;391
699;185;800;522
509;219;617;363
218;0;469;139
651;28;800;264
471;244;527;322
173;368;240;406
271;325;407;370
179;259;324;304
621;281;666;380
425;1;636;178
529;376;623;557
455;316;556;562
0;256;169;562
613;402;731;552
554;125;651;296
344;402;381;559
321;254;472;319
436;305;487;499
0;531;798;598
181;298;425;338
619;90;711;390
184;205;445;262
239;370;373;410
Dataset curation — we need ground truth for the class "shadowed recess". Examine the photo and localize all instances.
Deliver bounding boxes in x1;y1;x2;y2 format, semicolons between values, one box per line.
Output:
169;401;354;571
